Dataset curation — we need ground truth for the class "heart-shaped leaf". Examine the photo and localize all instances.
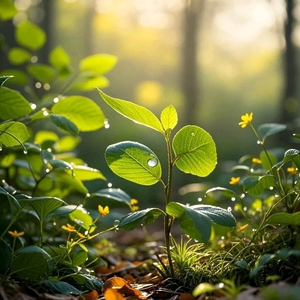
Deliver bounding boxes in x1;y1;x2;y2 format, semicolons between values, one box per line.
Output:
118;208;164;230
0;121;30;147
27;64;55;83
172;125;217;177
105;141;162;186
98;90;164;133
80;54;117;75
69;206;94;232
266;212;300;225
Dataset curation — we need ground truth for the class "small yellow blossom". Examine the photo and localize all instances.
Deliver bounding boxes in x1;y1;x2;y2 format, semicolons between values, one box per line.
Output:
8;230;24;238
229;177;240;185
252;158;261;164
76;232;86;239
238;113;253;128
62;223;76;233
98;205;109;217
132;206;139;212
130;198;139;205
287;167;298;175
237;224;249;232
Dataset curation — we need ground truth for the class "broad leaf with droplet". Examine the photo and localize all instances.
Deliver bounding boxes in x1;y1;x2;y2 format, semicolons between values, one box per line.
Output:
69;206;94;232
0;87;32;119
172;125;217;177
89;188;132;209
160;105;178;131
51;96;105;132
258;123;286;143
8;48;31;65
118;208;164;230
105;141;162;185
15;20;46;51
0;121;30;147
98;90;164;133
243;175;276;196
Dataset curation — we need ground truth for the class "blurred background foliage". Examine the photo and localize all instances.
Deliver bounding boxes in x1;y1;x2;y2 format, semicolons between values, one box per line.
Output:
1;0;300;209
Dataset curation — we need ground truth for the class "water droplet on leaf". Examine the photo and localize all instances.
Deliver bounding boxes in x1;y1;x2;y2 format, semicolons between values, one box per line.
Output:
197;197;202;202
23;150;28;154
191;132;195;137
231;197;236;201
113;220;120;227
107;182;112;187
147;157;158;167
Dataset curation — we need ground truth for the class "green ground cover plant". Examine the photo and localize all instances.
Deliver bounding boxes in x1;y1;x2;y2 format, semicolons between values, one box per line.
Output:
2;1;300;300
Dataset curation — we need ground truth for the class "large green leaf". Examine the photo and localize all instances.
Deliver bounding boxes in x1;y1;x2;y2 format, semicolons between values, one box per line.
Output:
50;114;79;135
0;87;32;119
73;165;106;181
8;48;31;65
118;208;164;230
49;46;70;69
243;175;276;196
166;202;212;242
266;212;300;225
0;121;30;147
16;21;46;51
51;96;105;132
22;196;65;222
160;105;178;131
11;246;51;281
105;141;162;185
0;240;11;273
0;0;17;21
44;280;82;295
89;188;132;209
192;205;236;227
172;125;217;177
258;123;286;143
27;64;55;83
80;54;117;75
98;90;164;133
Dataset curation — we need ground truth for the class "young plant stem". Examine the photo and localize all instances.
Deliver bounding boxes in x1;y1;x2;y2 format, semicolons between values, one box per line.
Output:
164;134;175;278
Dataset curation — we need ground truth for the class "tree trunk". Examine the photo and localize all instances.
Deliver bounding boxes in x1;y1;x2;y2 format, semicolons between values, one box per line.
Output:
279;0;297;126
181;0;205;126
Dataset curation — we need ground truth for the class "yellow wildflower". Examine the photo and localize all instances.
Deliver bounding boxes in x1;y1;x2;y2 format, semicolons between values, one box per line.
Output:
132;206;139;212
98;205;109;217
237;224;249;232
252;158;261;164
130;198;139;205
8;230;24;238
62;223;76;233
229;177;240;185
238;113;253;128
287;167;298;175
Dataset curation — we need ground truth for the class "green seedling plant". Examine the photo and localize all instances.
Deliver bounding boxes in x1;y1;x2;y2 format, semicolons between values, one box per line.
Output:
205;112;300;285
0;2;121;295
97;90;236;277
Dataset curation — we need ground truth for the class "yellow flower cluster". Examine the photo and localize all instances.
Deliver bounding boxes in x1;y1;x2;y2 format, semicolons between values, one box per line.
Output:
61;223;87;239
98;205;110;217
130;198;139;211
229;177;240;185
252;158;261;164
287;167;298;175
8;230;24;238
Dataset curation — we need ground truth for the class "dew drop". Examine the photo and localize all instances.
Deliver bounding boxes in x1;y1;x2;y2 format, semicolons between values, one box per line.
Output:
30;103;37;110
243;206;248;211
186;203;190;207
53;97;59;103
0;148;2;152
197;197;202;202
274;194;279;198
221;236;225;240
191;132;195;137
23;150;28;154
147;157;158;167
43;110;49;116
53;222;56;226
231;197;236;202
257;140;261;145
194;239;199;243
250;168;254;173
227;207;232;212
35;82;42;89
114;228;119;233
141;224;144;227
269;186;274;190
84;230;88;235
240;193;245;199
107;182;112;188
31;56;38;63
113;220;120;227
104;123;110;129
45;168;50;173
43;83;50;90
86;193;91;198
252;229;256;232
